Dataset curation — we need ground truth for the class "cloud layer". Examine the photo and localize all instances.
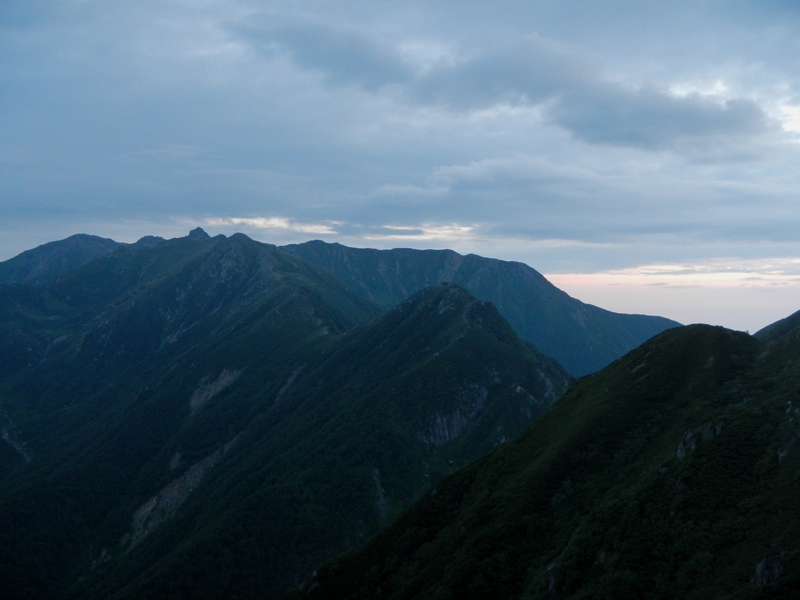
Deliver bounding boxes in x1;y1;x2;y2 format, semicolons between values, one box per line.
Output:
2;0;800;329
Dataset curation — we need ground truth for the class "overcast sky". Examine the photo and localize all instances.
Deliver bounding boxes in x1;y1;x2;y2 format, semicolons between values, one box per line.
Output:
2;1;800;331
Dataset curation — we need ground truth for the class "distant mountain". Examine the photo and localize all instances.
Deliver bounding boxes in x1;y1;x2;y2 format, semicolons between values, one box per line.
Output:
292;312;800;600
0;234;680;377
0;230;176;286
282;240;680;376
0;231;570;599
0;233;122;285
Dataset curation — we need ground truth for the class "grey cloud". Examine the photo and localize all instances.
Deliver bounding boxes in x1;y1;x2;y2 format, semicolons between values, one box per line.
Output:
412;36;590;108
236;22;589;107
4;0;800;321
233;19;776;152
235;21;413;90
548;85;774;150
362;152;800;248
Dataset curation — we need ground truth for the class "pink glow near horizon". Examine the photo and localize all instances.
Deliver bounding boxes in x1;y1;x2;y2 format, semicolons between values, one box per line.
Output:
546;259;800;333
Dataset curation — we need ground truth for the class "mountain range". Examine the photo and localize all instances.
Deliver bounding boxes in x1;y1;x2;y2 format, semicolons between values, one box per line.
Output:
3;229;793;599
276;240;680;376
0;230;576;599
0;232;680;376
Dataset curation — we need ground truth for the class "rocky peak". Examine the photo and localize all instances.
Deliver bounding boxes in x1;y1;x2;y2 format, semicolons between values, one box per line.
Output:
188;227;211;240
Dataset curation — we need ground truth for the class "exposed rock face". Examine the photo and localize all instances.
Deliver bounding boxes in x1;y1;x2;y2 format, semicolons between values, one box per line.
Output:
1;427;31;463
538;373;558;403
417;385;489;446
372;468;390;519
436;285;463;314
169;451;181;471
127;440;234;548
777;403;800;463
777;435;796;463
189;369;242;415
461;384;489;414
701;421;724;441
677;430;697;460
275;365;305;402
751;554;785;587
418;412;470;446
678;422;724;459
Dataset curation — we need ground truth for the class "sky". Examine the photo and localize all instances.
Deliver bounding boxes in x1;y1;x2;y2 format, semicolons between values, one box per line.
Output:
2;0;800;332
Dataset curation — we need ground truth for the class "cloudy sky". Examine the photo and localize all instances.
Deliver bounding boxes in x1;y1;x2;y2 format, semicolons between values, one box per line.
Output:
3;0;800;331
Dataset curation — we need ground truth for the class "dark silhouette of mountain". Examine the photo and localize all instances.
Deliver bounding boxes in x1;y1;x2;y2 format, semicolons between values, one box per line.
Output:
0;232;173;286
0;231;570;600
289;311;800;600
754;308;800;342
282;240;680;376
0;234;680;377
0;233;122;285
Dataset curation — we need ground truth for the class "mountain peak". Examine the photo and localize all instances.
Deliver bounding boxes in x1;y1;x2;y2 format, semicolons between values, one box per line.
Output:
280;239;680;375
133;235;164;247
0;234;121;285
188;227;210;240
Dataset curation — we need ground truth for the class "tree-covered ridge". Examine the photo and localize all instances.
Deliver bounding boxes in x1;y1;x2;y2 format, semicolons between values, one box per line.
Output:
283;240;680;376
0;232;680;378
0;233;122;285
0;232;570;599
291;317;800;600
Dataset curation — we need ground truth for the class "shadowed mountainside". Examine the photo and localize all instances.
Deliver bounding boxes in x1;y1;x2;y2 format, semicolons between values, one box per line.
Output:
754;308;800;343
282;240;680;376
289;313;800;600
0;233;122;285
0;232;570;600
0;233;680;377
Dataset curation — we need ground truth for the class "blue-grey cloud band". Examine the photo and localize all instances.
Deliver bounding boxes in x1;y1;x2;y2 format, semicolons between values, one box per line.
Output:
236;19;778;150
2;1;800;331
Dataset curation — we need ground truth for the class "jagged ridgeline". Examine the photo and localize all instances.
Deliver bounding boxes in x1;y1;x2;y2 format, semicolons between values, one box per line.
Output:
0;233;680;377
0;231;570;599
292;316;800;600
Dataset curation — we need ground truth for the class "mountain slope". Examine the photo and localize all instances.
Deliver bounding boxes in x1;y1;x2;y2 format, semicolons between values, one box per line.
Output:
290;314;800;600
282;240;679;376
0;233;122;285
72;284;570;600
0;233;570;600
754;308;800;343
0;231;382;599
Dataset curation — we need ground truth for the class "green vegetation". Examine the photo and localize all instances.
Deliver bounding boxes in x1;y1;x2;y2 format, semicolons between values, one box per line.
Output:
283;240;679;376
0;232;570;599
0;233;122;285
292;321;800;600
